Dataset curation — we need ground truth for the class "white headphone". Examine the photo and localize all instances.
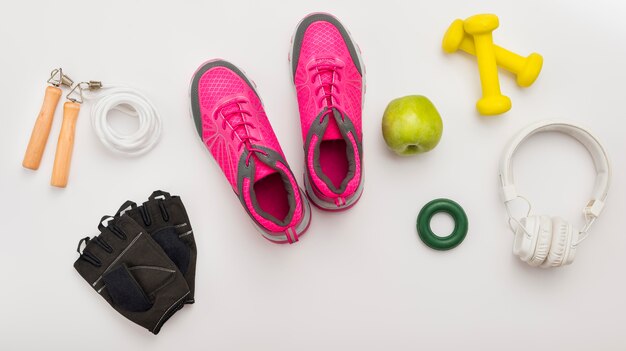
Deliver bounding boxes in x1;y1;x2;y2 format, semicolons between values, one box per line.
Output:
499;120;611;268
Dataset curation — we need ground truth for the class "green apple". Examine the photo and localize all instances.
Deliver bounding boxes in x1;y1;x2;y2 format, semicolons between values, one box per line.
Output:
382;95;443;155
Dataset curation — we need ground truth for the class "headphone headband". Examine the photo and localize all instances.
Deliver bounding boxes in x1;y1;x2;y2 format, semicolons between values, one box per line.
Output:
499;120;611;218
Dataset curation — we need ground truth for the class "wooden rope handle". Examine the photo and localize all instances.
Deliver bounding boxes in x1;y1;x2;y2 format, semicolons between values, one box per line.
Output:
22;86;62;170
51;102;81;188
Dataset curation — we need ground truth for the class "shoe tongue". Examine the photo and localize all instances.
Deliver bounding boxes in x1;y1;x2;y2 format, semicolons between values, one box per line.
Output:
322;109;342;141
221;103;248;141
253;158;278;182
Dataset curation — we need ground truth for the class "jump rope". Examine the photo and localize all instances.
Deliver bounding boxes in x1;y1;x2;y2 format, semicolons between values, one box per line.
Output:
22;68;162;187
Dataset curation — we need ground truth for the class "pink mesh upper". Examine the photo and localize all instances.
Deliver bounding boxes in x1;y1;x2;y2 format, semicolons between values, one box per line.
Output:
293;17;364;203
294;20;363;141
195;63;307;236
196;66;286;190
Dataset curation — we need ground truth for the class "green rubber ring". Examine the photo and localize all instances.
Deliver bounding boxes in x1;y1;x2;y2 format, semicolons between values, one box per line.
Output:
417;198;468;251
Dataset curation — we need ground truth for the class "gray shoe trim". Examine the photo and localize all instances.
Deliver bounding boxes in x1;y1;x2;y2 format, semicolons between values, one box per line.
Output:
304;170;364;210
293;192;312;233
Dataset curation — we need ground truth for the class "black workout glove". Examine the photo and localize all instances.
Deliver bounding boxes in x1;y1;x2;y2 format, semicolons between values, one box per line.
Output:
115;190;197;304
74;215;190;334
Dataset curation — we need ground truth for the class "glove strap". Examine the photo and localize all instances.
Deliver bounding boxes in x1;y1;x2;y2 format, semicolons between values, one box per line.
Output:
116;200;137;217
76;236;90;254
97;215;127;240
149;190;171;201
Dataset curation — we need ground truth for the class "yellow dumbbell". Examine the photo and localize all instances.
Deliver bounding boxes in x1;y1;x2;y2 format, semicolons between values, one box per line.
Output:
442;19;543;88
463;14;511;116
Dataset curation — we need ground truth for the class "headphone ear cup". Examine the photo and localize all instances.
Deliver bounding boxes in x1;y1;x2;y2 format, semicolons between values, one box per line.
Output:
513;216;541;263
529;216;552;267
564;229;579;266
542;217;574;268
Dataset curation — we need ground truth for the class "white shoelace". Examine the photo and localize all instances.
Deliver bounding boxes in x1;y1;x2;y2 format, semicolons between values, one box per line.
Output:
85;85;161;156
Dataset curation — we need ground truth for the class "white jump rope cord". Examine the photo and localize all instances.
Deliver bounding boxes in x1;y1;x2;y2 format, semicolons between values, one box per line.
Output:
84;85;161;156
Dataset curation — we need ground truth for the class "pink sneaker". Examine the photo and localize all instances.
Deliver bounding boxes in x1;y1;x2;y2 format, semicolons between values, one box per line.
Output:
290;13;365;211
190;60;311;244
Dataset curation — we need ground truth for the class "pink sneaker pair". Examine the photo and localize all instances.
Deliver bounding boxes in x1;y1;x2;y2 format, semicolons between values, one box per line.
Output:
189;13;364;244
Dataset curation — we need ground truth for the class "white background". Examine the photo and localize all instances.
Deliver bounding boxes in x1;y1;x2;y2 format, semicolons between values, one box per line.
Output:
1;0;625;350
